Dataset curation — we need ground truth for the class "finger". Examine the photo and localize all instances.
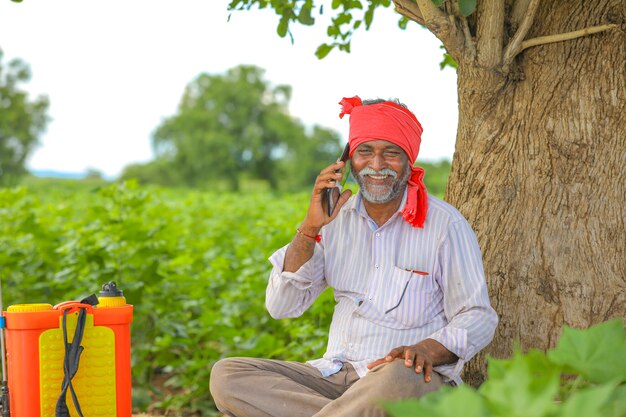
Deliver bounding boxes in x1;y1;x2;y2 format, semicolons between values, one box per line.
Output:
423;361;433;383
314;172;340;187
384;346;405;362
404;349;416;367
367;358;386;369
328;189;353;219
319;160;346;176
313;172;343;192
414;356;424;374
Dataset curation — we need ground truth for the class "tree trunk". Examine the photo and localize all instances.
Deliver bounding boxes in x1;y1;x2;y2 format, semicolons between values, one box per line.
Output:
445;0;626;386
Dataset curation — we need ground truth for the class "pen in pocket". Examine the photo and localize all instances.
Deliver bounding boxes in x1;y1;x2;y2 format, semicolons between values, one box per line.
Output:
404;269;428;276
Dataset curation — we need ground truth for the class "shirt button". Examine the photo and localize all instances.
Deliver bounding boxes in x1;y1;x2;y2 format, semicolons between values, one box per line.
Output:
375;232;380;237
375;264;379;269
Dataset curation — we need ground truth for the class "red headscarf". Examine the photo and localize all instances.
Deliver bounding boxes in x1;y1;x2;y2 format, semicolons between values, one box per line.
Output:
339;96;428;228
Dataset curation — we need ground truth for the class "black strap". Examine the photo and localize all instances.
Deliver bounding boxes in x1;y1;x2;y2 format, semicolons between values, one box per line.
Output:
55;308;86;417
55;295;99;417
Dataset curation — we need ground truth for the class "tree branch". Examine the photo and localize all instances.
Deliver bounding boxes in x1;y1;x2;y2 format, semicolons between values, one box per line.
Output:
461;16;476;60
502;0;540;68
520;24;619;51
414;0;447;24
476;0;505;68
414;0;466;60
392;0;425;26
450;0;476;60
510;0;532;30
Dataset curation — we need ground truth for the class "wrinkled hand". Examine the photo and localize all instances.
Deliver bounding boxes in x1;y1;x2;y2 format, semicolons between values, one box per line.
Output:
301;160;352;231
367;343;436;382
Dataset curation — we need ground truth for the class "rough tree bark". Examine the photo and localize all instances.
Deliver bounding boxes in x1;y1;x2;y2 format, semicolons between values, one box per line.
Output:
430;0;626;385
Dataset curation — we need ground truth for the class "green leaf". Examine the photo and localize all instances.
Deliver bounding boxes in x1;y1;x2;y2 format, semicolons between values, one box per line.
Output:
277;16;289;37
605;385;626;417
385;386;489;417
364;7;374;28
554;383;619;417
481;350;560;417
431;0;445;6
439;53;458;70
548;319;626;384
334;12;353;25
458;0;476;16
297;4;315;25
315;43;335;59
398;16;409;30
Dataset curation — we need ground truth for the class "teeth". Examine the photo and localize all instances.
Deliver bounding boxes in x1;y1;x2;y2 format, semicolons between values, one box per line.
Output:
369;175;388;179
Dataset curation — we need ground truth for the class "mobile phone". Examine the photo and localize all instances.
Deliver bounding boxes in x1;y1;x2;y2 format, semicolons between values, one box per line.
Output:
325;143;351;216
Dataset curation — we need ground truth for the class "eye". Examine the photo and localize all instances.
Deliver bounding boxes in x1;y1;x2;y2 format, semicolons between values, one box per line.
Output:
358;149;373;156
384;150;401;158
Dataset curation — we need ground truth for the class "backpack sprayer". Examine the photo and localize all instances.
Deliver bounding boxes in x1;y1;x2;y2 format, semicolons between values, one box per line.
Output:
0;281;133;417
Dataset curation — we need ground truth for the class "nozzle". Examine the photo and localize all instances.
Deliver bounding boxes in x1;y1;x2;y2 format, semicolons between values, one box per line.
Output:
99;281;123;297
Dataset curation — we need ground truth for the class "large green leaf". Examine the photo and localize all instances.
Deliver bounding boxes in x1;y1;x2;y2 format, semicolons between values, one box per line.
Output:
605;385;626;417
548;319;626;384
553;383;620;417
481;350;560;417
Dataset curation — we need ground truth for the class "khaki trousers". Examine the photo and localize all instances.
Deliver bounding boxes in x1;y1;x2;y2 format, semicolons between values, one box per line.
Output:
209;357;449;417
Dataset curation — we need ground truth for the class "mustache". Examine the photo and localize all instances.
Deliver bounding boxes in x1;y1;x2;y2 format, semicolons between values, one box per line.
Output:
358;167;398;178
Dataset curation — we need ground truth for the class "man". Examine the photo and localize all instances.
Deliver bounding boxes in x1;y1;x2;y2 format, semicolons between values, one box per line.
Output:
210;97;498;417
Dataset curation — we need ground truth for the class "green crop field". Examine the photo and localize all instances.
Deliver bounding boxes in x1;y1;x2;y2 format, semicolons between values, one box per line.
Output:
1;179;338;414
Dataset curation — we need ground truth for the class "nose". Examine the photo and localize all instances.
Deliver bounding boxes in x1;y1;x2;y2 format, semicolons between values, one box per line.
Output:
369;153;386;171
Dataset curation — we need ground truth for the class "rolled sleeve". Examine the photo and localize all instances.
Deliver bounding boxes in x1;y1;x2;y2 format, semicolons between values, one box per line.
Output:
428;326;468;385
266;243;328;319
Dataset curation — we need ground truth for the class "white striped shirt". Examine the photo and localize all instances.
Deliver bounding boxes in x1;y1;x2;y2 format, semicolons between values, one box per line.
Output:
266;191;498;385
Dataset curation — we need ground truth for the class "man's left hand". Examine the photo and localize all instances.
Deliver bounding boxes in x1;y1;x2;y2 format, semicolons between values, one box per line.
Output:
366;339;458;383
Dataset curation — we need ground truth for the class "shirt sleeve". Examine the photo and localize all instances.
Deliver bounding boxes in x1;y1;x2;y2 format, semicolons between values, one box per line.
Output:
428;218;499;381
265;242;328;319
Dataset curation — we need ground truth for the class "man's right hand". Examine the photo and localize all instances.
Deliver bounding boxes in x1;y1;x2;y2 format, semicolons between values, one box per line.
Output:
283;162;352;273
301;161;353;232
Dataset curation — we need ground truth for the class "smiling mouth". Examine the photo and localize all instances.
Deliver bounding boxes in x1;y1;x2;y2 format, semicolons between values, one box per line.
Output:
367;175;390;180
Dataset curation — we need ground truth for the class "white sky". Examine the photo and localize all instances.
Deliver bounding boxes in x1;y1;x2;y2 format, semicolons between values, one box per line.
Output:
0;0;458;179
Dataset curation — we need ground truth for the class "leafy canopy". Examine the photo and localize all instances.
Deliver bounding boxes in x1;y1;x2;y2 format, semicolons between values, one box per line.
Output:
126;65;342;191
227;0;476;59
0;49;49;186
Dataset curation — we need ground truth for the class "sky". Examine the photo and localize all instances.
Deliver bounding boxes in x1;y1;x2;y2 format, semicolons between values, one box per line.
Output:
0;0;458;179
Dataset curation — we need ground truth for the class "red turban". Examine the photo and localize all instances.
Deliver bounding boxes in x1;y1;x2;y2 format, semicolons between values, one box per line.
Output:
339;96;428;228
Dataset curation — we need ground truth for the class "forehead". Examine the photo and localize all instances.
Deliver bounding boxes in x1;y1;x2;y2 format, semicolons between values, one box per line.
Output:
355;140;403;151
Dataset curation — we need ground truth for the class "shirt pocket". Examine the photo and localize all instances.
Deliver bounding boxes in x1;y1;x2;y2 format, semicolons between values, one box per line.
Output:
380;266;441;329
